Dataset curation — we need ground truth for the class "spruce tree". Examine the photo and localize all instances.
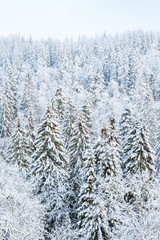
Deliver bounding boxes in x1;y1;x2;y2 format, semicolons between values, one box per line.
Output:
82;96;95;141
119;107;133;171
63;98;77;150
122;120;156;210
1;77;16;137
98;116;121;178
154;124;160;176
78;148;111;240
68;113;90;223
6;62;17;117
51;84;66;121
69;114;90;184
30;106;69;236
123;121;155;178
21;70;39;118
27;111;35;153
94;125;110;176
6;117;30;174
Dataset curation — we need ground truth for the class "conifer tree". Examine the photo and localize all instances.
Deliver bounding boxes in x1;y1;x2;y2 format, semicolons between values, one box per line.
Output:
82;96;95;141
154;124;160;176
63;98;77;150
6;62;17;116
30;106;69;235
69;114;90;185
68;113;90;223
98;116;121;178
123;121;155;178
78;148;111;240
21;70;39;118
94;125;110;176
52;84;66;121
27;111;35;153
134;68;157;147
1;77;17;137
119;107;133;170
6;117;30;174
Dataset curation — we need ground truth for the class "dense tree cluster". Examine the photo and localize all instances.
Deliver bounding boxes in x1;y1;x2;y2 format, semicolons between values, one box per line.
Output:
0;31;160;239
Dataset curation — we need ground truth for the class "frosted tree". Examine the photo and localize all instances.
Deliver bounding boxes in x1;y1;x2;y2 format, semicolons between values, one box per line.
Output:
120;173;160;240
82;96;95;141
94;125;110;175
63;98;77;150
21;70;39;118
98;116;121;178
0;156;44;240
1;76;16;137
154;124;160;176
134;66;157;147
6;61;17;112
51;84;66;121
119;106;133;171
123;121;155;178
95;118;123;235
77;148;111;240
122;120;156;225
6;117;31;175
68;113;90;223
27;111;35;153
30;106;69;236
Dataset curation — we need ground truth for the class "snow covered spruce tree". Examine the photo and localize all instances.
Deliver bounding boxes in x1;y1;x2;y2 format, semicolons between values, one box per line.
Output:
27;110;35;153
77;148;111;240
68;113;90;223
134;67;157;147
82;96;95;142
94;124;110;175
21;70;39;118
63;98;77;150
98;116;121;178
6;117;31;176
121;120;157;238
123;120;155;178
119;106;133;172
6;61;17;114
1;76;16;137
51;84;66;121
154;124;160;176
95;116;123;236
30;106;69;238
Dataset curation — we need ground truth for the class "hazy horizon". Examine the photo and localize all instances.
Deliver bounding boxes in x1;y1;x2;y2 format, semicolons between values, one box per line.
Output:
0;0;160;40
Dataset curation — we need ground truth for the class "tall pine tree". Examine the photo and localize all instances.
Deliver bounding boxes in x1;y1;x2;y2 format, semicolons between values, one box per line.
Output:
6;117;30;175
30;106;69;237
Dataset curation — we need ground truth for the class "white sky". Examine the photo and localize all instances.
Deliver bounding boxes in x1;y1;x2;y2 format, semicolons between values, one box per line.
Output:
0;0;160;40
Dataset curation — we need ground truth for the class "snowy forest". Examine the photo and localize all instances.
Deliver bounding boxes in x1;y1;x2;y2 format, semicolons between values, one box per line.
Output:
0;31;160;240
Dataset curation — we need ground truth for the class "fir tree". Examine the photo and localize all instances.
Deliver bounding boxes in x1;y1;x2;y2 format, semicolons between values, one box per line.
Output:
154;124;160;176
52;84;66;121
63;98;77;150
6;117;30;174
94;125;110;176
30;106;69;236
27;111;35;153
6;62;17;117
82;96;95;141
98;116;121;178
1;76;16;137
69;114;90;184
78;148;111;240
68;113;90;223
123;121;155;178
21;70;39;118
119;107;133;171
